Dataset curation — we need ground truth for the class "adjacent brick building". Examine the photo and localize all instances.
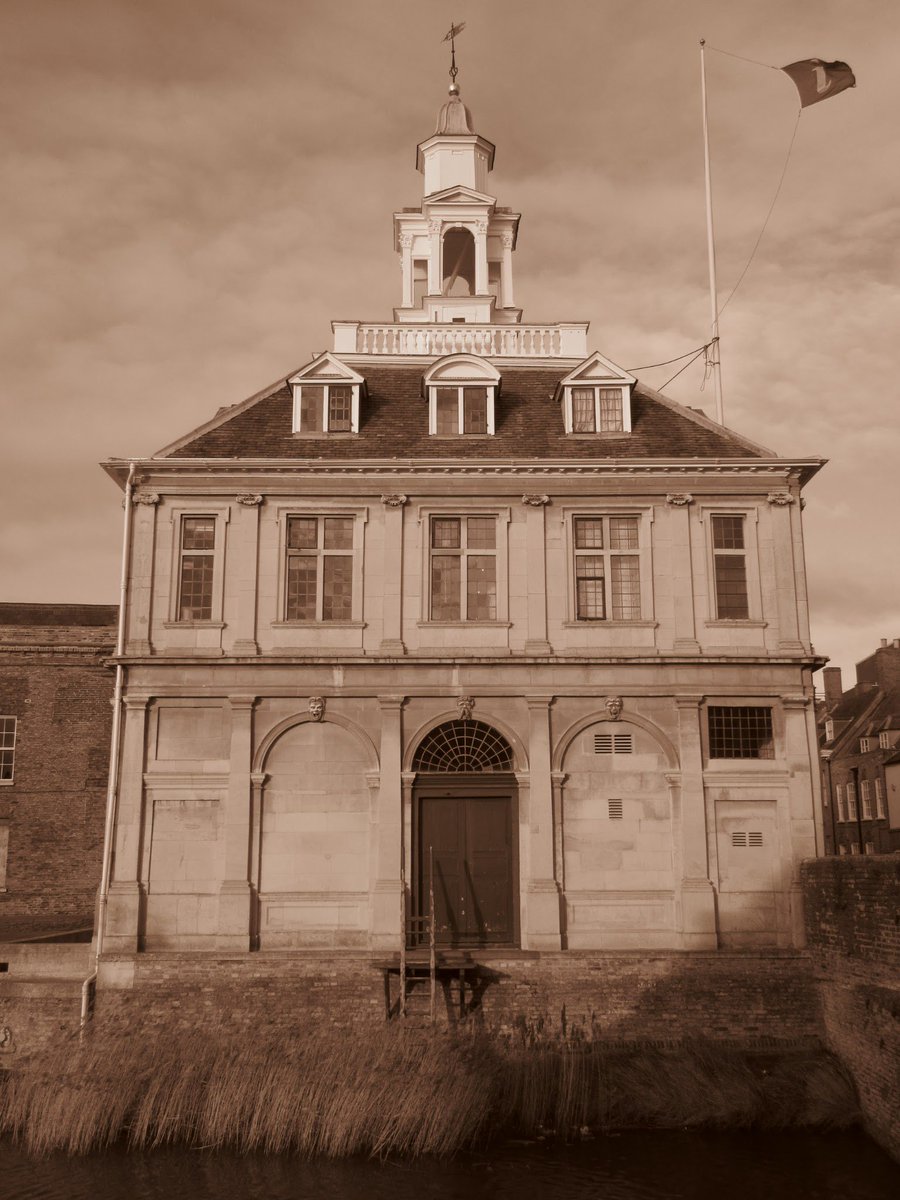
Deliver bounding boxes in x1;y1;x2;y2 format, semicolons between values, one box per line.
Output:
0;603;117;940
818;639;900;855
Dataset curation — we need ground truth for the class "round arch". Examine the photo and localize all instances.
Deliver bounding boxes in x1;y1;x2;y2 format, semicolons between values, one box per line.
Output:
253;711;379;776
552;709;679;772
403;709;529;775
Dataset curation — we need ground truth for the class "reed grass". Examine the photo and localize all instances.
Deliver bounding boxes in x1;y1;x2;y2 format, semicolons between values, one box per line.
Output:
0;1019;858;1158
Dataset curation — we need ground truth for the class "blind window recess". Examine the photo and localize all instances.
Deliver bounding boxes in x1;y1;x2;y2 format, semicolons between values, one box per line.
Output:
607;799;624;820
594;733;633;754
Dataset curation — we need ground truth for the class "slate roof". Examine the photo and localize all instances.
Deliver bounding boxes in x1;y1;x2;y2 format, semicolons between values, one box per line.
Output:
160;364;773;462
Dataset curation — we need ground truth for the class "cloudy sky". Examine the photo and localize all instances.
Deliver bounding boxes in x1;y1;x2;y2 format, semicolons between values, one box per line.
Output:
2;0;897;683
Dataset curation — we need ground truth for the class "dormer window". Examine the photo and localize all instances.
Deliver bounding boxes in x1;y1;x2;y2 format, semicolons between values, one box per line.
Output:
556;352;635;435
289;354;365;435
423;354;500;437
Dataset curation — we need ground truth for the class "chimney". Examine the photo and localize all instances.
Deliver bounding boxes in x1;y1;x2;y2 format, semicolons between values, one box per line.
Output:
822;667;843;708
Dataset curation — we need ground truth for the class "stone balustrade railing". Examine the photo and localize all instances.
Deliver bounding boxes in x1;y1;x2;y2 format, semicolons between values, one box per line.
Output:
332;322;589;358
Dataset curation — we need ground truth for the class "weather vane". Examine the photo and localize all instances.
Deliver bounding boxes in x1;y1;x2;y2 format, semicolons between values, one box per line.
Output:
442;21;466;89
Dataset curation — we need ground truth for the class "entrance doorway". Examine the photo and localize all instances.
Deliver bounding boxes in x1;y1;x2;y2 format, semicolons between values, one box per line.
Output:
417;789;516;945
410;719;519;948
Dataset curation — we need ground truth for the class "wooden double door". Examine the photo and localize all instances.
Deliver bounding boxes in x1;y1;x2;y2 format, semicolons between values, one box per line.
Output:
415;784;517;947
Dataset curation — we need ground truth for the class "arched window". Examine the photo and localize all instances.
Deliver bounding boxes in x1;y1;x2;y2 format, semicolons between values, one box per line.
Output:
442;228;476;296
413;720;513;772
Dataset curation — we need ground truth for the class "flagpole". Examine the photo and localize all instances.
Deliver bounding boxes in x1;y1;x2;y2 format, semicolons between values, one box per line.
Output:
699;38;725;425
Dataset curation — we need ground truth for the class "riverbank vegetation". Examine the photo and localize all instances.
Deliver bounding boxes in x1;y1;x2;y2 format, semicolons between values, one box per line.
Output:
0;1021;858;1157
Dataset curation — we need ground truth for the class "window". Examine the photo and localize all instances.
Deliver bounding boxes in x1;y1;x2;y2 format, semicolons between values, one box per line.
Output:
864;840;875;855
850;841;860;855
860;737;874;753
296;384;353;433
846;781;858;820
835;784;846;823
825;719;835;742
711;515;749;619
289;356;364;434
708;706;774;760
875;778;885;819
0;717;16;783
285;516;354;622
879;731;893;750
177;516;216;621
573;516;641;620
569;386;625;433
434;386;490;435
860;780;872;820
608;799;624;819
838;844;847;856
429;516;497;621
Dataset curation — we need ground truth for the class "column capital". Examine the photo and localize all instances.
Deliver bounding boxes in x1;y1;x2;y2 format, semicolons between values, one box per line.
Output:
381;493;408;508
401;771;417;787
235;493;264;507
132;491;160;506
228;695;257;711
250;771;267;788
526;695;555;711
767;491;796;506
500;231;514;249
550;770;568;786
522;493;550;507
377;695;406;711
666;493;693;506
123;694;151;711
365;771;381;793
675;695;704;711
781;694;810;709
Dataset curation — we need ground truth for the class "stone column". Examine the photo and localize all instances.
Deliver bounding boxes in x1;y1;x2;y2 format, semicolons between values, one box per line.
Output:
767;493;804;652
474;220;488;295
500;232;515;309
522;495;552;655
379;495;407;655
427;220;442;296
399;233;413;308
127;492;160;655
232;494;263;655
371;696;404;949
217;695;256;949
666;494;700;652
674;696;717;948
551;770;568;896
105;695;150;951
523;697;562;949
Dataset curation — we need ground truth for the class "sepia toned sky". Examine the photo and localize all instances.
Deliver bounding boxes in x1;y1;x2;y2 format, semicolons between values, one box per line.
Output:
2;0;898;684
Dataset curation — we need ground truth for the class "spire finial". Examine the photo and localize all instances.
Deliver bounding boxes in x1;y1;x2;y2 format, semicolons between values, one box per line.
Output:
442;21;466;94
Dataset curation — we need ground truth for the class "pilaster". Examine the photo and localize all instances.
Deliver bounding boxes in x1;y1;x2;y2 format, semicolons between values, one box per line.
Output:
371;696;405;949
523;697;561;949
674;696;717;948
666;494;700;652
126;493;160;655
500;231;514;308
399;233;413;308
217;695;256;948
379;495;407;654
767;494;804;651
231;494;263;655
105;695;150;950
522;495;552;655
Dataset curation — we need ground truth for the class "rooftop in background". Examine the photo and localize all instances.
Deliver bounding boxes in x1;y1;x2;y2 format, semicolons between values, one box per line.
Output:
0;603;119;628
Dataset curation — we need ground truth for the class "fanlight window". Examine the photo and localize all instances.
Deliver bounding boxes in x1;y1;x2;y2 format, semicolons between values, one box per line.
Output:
413;720;513;772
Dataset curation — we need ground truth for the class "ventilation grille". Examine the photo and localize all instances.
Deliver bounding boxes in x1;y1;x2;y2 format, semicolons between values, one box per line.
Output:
732;831;764;848
594;733;633;754
608;799;624;820
413;720;513;773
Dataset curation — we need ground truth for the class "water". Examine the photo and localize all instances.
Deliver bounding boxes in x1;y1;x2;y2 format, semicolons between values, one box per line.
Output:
2;1130;898;1200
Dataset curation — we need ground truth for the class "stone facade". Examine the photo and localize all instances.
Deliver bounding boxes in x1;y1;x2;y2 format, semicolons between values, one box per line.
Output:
97;78;826;962
0;604;117;939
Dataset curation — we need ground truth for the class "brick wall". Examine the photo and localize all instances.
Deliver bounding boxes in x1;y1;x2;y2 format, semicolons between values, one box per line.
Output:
801;856;900;1162
89;950;823;1047
0;608;116;939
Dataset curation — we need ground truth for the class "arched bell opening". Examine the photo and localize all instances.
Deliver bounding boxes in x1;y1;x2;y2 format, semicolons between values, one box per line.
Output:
410;720;519;948
441;227;476;296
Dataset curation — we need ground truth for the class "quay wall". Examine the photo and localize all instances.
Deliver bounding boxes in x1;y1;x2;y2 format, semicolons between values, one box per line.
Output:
801;856;900;1163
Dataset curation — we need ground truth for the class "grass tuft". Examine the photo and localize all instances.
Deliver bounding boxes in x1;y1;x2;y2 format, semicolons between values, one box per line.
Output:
0;1020;859;1158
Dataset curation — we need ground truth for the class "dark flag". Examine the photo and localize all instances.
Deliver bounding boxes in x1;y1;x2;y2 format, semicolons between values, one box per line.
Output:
782;58;855;107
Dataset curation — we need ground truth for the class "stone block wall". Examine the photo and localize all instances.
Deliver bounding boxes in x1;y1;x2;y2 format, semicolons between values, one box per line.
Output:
801;856;900;1162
